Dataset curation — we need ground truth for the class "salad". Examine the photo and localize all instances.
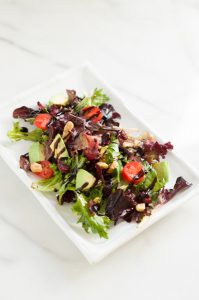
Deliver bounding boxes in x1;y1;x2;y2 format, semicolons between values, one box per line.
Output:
7;88;191;238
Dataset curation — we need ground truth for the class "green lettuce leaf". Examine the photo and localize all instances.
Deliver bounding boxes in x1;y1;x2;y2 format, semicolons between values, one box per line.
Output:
105;139;120;164
57;154;87;203
57;174;76;204
74;88;109;112
32;166;62;192
91;88;110;106
114;160;122;183
87;186;103;200
140;168;157;191
74;97;92;113
68;154;87;170
135;160;156;192
72;193;111;239
24;118;35;125
7;121;43;142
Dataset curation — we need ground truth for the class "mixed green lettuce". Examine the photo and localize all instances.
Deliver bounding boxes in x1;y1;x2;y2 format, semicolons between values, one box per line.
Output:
72;193;111;239
7;88;190;239
8;121;44;142
75;88;110;113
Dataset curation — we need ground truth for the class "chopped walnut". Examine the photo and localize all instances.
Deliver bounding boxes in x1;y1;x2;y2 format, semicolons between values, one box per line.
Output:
30;162;42;173
96;162;109;169
123;139;142;148
136;203;146;212
62;121;74;141
107;161;118;173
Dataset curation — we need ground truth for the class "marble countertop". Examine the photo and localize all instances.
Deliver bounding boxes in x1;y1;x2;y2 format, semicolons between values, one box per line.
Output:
1;0;199;299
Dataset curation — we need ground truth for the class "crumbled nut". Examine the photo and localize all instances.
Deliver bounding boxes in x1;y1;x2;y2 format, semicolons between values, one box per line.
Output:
148;134;155;142
62;121;74;140
30;162;42;173
123;139;141;148
96;162;109;169
107;161;118;173
141;216;149;223
133;139;142;147
100;146;108;156
136;203;146;212
93;197;101;203
123;141;134;148
119;184;129;191
138;131;155;141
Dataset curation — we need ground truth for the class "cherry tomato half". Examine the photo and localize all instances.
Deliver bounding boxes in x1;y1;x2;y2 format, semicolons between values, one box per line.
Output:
34;113;52;130
122;161;144;184
92;111;103;123
34;161;54;179
82;106;103;123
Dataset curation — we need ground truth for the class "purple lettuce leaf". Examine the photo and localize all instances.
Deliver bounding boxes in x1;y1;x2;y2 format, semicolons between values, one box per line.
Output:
159;176;191;203
141;141;173;162
59;190;75;204
100;103;121;127
105;189;153;224
57;158;70;173
19;153;30;172
13;106;39;119
66;89;81;107
105;189;136;222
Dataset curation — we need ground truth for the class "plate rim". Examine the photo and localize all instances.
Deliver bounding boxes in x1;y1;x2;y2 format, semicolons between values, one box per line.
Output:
1;61;199;264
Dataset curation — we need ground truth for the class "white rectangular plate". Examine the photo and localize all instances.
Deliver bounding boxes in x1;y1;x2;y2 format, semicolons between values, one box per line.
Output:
1;63;199;264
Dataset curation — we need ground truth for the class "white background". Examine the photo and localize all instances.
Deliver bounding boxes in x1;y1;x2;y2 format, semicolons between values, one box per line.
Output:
1;0;199;299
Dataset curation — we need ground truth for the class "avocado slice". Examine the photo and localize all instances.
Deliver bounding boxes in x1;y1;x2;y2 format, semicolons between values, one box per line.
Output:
152;161;169;192
76;169;96;191
29;142;45;163
50;133;68;159
49;93;69;106
153;161;169;182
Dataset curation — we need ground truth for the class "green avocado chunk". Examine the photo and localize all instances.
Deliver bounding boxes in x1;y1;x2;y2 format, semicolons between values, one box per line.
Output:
49;93;69;106
29;142;45;163
153;161;169;182
152;161;169;192
76;169;96;191
50;134;68;159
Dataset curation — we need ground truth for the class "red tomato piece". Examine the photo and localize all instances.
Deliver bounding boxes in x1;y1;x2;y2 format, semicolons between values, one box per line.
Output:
82;106;103;123
144;197;151;204
34;113;52;130
122;161;144;184
92;111;103;123
82;105;93;111
34;161;54;179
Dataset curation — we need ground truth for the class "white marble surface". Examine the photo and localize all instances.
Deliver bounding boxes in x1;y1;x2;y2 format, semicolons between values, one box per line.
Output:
1;0;199;299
